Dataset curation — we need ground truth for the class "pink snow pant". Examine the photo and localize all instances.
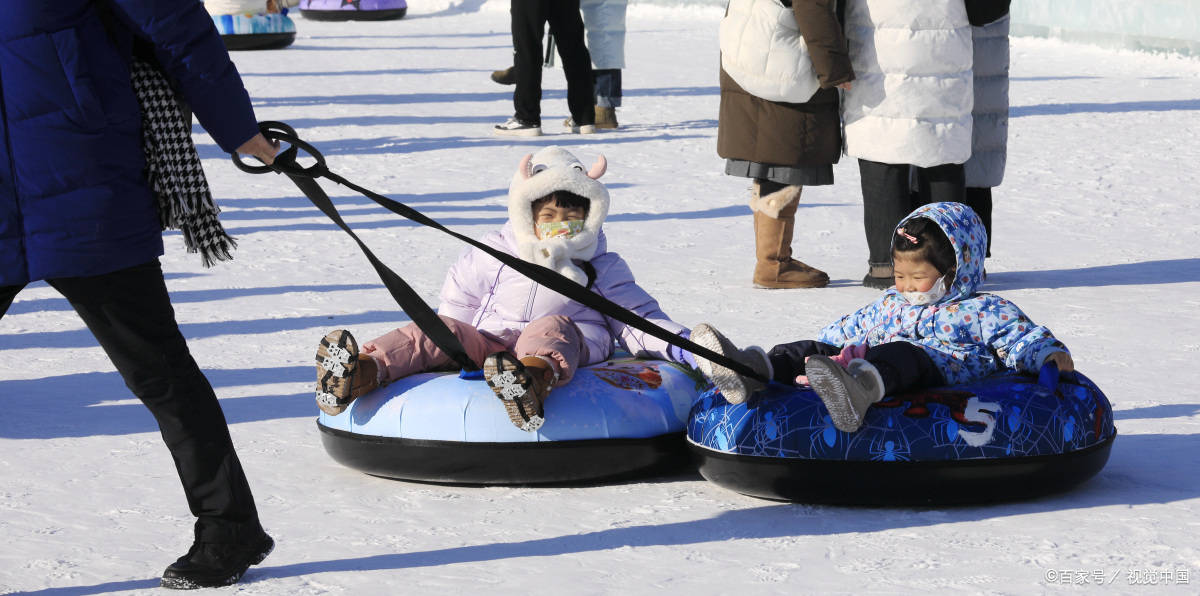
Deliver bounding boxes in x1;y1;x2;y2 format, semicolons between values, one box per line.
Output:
362;315;590;387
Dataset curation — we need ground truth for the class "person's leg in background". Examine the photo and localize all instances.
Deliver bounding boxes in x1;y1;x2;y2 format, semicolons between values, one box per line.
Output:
961;186;993;257
498;0;549;135
547;0;595;129
858;159;912;289
593;68;621;128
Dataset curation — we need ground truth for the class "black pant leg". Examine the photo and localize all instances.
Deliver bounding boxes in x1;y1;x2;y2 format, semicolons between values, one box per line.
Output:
962;186;993;257
767;340;843;385
48;260;262;543
858;159;913;267
864;341;945;395
547;0;595;124
0;284;22;318
916;162;966;205
511;0;548;125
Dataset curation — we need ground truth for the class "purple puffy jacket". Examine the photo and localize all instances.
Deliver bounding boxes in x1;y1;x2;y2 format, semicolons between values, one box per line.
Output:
437;223;688;364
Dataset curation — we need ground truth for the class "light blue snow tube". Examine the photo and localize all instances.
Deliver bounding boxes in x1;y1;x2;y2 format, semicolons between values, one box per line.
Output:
318;355;707;484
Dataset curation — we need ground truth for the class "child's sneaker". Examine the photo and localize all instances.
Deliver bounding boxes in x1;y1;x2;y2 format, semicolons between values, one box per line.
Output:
690;323;772;404
483;352;552;431
494;117;542;137
805;356;885;432
315;329;379;416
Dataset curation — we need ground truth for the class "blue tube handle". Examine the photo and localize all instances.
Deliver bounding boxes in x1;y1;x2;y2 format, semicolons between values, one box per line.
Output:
1038;360;1078;389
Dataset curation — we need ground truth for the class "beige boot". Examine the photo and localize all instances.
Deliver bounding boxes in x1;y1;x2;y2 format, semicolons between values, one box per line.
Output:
749;182;830;289
315;330;381;416
484;352;555;431
594;106;619;129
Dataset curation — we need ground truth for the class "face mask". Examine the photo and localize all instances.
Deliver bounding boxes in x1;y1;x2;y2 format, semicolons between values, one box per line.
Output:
900;275;948;306
536;219;585;240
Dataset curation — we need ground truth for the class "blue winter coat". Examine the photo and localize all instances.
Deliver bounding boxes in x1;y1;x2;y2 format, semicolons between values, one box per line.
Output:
0;0;258;286
817;202;1069;384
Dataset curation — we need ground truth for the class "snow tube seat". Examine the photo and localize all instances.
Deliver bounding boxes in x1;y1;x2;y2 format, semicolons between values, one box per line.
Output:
299;0;408;21
687;365;1116;505
211;12;297;51
318;356;706;485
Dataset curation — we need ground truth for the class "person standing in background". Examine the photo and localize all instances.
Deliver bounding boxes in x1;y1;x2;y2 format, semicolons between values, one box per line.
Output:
1;0;278;589
717;0;854;289
495;0;596;136
842;0;974;289
578;0;628;129
960;1;1012;258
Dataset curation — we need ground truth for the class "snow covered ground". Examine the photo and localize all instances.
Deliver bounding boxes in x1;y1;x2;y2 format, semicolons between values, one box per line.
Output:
3;2;1200;593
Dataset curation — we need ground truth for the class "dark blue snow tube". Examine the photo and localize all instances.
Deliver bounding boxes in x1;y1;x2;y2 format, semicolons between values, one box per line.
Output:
318;355;707;485
687;365;1116;505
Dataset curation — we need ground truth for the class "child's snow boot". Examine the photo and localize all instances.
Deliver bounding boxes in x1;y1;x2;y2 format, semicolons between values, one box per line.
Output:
484;352;554;431
750;181;829;289
315;329;380;416
805;356;885;432
691;323;772;405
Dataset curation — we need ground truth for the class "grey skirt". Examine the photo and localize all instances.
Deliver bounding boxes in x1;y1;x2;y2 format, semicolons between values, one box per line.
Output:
725;159;834;187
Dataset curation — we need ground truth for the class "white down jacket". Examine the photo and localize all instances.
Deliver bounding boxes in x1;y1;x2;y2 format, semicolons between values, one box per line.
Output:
580;0;627;70
963;15;1010;188
842;0;975;167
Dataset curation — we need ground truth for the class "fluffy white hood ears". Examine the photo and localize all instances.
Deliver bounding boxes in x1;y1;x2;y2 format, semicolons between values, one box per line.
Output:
514;152;608;181
508;147;612;285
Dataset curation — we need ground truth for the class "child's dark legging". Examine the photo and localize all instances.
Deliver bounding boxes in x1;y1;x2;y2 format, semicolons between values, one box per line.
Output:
767;340;946;395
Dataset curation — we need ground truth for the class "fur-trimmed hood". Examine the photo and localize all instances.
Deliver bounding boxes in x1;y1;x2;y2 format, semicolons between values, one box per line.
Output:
507;146;610;285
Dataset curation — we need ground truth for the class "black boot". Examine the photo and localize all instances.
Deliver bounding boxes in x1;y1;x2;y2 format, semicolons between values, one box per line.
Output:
161;532;274;589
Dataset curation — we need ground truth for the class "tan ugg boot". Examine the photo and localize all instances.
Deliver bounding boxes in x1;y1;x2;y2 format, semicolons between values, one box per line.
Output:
749;182;830;289
315;330;381;416
594;106;619;129
483;352;555;431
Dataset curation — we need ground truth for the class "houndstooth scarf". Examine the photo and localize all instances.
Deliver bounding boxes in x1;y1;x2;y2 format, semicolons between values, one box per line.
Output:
130;57;236;267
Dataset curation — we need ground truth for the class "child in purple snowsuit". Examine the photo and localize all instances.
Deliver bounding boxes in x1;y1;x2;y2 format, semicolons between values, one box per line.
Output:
314;147;692;431
693;202;1073;433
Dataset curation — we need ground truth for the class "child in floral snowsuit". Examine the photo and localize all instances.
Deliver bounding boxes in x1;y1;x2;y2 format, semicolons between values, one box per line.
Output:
693;202;1073;432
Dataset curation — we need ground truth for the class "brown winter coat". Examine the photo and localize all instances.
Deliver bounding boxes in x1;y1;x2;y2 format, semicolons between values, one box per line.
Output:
717;0;854;167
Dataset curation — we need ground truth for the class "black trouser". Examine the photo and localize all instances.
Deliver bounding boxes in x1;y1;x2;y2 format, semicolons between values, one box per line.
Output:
767;340;945;395
859;159;965;267
0;260;262;544
962;186;993;257
511;0;594;126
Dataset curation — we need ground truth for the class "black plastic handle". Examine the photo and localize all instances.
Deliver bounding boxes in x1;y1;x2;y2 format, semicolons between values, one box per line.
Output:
231;121;326;178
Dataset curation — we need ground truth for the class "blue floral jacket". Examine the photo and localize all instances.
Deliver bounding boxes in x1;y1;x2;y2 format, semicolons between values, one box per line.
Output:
817;202;1069;384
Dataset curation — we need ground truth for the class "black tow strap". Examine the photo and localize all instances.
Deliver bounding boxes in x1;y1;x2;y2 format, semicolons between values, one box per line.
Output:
232;122;768;383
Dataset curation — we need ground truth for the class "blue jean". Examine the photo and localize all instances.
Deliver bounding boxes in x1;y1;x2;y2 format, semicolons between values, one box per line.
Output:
593;68;621;108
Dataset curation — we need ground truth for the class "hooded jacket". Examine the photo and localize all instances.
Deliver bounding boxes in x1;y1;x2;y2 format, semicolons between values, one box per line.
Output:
439;147;687;365
0;0;258;286
816;202;1069;384
437;223;687;365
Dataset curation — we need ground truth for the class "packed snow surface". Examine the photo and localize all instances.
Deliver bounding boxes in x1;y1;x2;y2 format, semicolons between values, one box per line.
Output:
3;2;1200;594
